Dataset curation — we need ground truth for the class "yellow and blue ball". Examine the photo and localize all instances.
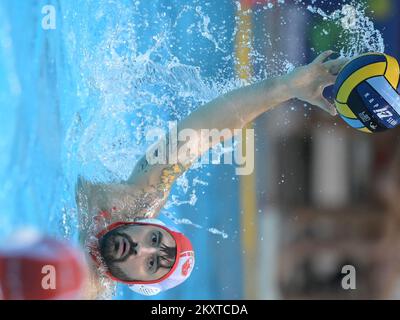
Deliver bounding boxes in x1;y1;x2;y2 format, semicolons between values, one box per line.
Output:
333;52;400;133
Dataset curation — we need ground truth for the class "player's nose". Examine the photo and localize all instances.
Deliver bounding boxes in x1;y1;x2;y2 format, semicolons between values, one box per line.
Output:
134;243;157;257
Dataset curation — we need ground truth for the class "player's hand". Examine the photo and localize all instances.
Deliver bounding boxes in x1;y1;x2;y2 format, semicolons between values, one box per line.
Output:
287;50;350;116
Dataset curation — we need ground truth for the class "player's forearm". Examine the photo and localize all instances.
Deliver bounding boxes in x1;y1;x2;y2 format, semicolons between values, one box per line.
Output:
178;74;294;133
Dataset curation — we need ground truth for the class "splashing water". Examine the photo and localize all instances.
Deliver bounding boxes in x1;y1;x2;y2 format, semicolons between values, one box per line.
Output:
162;210;229;239
306;2;385;56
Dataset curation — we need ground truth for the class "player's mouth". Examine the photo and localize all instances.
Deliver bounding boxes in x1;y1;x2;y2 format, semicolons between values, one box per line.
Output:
115;235;130;260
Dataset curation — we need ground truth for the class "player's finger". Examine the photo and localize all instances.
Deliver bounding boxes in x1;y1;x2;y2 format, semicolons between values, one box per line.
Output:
321;73;337;87
314;97;337;116
313;50;335;64
324;57;350;75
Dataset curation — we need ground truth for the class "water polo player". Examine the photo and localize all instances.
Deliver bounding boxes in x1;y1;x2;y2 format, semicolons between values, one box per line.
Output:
76;50;349;298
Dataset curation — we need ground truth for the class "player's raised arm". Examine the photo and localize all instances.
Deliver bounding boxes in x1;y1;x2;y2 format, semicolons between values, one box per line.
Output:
126;51;348;195
76;51;347;222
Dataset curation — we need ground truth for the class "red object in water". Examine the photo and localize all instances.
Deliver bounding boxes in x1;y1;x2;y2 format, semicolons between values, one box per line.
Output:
0;233;87;300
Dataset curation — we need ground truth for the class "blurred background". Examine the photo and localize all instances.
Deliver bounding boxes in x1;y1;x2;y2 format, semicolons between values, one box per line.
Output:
247;0;400;299
1;0;400;300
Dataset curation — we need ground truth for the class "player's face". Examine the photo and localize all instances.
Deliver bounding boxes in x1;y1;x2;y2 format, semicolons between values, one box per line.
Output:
99;224;176;282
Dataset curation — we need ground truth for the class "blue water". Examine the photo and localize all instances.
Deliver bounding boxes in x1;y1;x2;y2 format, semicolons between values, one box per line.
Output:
0;0;243;299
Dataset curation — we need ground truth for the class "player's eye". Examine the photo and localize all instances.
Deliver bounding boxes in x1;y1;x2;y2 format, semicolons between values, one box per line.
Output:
151;231;162;247
147;255;157;272
151;233;157;245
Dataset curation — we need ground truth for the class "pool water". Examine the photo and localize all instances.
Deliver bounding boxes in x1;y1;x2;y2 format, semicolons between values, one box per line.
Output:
0;0;244;299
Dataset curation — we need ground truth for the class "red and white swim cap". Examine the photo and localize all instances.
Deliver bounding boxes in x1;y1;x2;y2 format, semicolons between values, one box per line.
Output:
92;218;195;296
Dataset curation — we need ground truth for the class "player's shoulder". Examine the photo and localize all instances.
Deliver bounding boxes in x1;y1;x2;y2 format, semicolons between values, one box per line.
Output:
75;175;102;244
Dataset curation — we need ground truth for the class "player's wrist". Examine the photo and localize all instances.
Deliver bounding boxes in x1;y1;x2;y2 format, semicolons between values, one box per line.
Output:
284;66;307;98
276;71;299;101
